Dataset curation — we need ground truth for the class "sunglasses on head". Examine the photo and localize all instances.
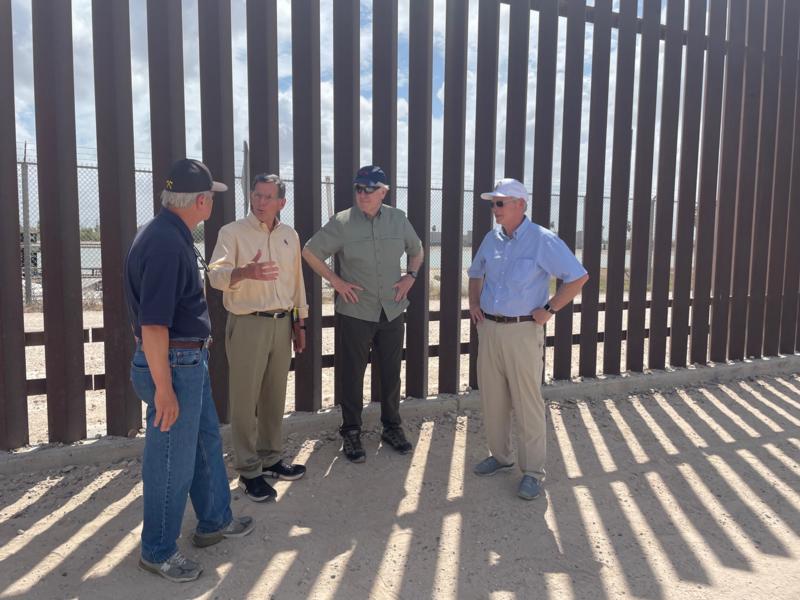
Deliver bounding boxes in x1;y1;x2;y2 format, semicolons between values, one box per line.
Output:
354;184;380;194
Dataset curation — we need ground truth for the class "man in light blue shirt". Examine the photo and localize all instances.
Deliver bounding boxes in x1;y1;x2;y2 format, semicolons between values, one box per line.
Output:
467;178;588;500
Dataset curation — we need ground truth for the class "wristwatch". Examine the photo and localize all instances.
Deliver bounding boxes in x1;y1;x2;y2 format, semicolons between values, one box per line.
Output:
407;270;418;279
543;302;557;315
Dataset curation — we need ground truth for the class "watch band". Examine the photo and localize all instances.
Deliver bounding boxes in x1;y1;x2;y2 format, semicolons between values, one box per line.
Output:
544;302;557;315
407;270;418;279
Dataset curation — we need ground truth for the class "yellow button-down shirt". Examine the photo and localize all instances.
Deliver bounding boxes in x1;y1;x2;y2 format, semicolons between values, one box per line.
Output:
208;213;308;318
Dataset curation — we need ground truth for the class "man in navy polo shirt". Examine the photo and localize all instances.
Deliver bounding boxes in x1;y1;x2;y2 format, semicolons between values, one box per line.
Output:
125;159;269;582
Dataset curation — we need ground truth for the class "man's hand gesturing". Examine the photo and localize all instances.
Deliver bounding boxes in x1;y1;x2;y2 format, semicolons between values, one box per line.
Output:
245;249;279;281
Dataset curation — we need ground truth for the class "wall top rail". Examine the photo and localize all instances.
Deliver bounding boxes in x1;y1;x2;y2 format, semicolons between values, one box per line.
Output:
499;0;787;57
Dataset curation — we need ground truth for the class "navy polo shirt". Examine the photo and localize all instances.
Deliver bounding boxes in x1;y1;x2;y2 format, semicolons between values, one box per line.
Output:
124;209;211;340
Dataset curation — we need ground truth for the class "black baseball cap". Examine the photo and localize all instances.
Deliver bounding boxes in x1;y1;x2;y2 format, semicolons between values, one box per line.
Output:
353;165;388;187
164;158;228;193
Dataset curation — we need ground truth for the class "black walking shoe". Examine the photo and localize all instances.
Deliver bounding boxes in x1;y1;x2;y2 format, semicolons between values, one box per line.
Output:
381;427;412;454
341;430;366;463
263;460;307;481
238;475;277;502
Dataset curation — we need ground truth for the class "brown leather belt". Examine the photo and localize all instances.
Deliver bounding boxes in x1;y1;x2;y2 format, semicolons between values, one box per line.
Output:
251;311;288;319
168;339;207;349
484;313;535;324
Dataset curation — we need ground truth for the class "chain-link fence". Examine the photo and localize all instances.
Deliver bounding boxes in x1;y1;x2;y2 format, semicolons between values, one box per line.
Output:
18;159;659;309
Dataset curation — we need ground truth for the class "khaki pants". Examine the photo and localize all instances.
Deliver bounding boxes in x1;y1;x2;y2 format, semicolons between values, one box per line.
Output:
226;312;292;478
476;319;546;479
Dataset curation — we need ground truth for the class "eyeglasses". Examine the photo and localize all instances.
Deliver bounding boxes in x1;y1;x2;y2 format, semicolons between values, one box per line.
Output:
489;200;508;208
354;184;380;194
193;245;209;273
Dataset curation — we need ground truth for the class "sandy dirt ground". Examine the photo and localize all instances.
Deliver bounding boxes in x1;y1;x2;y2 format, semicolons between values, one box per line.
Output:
1;374;799;599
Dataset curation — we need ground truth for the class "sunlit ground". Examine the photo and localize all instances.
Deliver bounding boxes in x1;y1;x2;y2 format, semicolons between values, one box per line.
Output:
1;375;799;599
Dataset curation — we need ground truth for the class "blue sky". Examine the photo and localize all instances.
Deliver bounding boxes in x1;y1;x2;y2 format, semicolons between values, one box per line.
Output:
12;0;674;229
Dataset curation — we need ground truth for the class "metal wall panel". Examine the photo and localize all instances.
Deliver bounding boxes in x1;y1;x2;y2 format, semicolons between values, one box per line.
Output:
553;0;585;380
0;0;28;449
746;0;782;358
469;0;500;389
768;2;800;354
32;0;87;442
438;0;469;393
92;0;140;436
709;0;746;363
780;59;800;354
578;0;611;378
729;0;766;360
292;0;322;411
626;0;660;372
332;0;361;405
672;0;708;367
648;0;685;369
504;0;530;180
603;0;637;375
147;0;186;215
531;0;558;228
373;0;398;196
405;0;434;399
247;0;280;175
199;0;237;420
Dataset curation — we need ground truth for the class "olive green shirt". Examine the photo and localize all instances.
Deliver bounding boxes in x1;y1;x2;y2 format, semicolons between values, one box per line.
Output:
304;204;423;322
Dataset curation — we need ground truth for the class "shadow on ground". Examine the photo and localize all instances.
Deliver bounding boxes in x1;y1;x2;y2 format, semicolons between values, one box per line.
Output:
1;375;799;599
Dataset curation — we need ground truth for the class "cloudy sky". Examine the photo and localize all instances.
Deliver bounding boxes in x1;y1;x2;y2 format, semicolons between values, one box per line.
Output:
12;0;671;230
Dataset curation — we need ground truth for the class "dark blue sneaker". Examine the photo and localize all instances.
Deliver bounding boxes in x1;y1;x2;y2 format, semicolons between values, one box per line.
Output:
518;475;541;500
473;456;514;477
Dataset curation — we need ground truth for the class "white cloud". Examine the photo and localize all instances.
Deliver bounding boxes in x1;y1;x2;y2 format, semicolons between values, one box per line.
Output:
10;0;679;233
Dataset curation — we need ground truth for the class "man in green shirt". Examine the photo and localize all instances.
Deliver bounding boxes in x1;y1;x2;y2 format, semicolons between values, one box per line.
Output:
303;165;424;462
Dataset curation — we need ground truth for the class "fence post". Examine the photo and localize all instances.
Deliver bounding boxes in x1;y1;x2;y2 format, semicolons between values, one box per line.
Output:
21;143;32;305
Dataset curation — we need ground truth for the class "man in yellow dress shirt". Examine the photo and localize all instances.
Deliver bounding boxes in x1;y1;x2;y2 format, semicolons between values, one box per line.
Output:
208;174;308;502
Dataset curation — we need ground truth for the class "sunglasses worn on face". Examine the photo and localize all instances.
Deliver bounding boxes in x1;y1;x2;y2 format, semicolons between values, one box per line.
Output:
354;184;380;194
490;199;510;208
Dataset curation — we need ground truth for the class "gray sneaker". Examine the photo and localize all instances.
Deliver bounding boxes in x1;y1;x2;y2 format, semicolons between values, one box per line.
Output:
518;475;542;500
473;456;514;477
192;516;255;548
138;549;202;583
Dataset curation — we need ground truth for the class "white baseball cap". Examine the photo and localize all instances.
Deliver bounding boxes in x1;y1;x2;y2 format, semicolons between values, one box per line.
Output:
480;178;528;203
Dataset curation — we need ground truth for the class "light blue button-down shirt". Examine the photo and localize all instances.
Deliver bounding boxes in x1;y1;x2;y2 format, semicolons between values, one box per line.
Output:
467;217;587;317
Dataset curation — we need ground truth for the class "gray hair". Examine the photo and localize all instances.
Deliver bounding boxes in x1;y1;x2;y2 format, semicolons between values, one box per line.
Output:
251;173;286;198
161;189;209;209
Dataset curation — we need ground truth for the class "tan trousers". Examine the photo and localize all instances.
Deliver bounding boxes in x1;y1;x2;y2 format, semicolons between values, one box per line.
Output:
226;313;292;478
476;319;546;479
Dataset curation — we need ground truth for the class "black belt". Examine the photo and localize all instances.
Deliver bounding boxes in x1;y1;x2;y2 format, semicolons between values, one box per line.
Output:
251;311;289;319
484;313;535;324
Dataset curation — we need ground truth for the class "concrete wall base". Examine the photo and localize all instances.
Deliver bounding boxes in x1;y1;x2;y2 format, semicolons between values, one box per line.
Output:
2;354;798;476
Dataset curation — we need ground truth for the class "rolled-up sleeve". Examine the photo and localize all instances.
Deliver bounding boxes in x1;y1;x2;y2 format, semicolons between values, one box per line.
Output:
207;226;240;291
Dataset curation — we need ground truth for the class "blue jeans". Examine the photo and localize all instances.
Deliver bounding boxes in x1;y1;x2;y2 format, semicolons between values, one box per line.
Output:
131;345;233;563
